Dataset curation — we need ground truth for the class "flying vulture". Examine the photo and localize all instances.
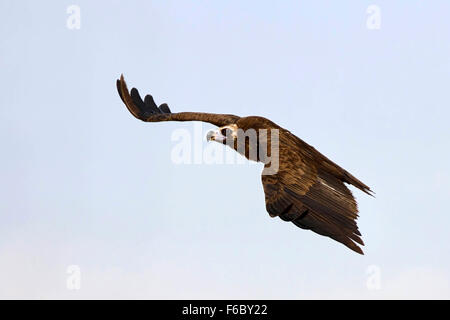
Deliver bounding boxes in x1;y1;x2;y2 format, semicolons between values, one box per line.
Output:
117;75;374;254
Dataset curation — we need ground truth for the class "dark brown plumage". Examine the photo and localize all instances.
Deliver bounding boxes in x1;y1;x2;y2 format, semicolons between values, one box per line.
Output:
117;75;374;254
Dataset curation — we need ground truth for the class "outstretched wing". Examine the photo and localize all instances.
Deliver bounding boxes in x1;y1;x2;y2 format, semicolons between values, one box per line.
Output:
117;75;240;127
262;133;368;254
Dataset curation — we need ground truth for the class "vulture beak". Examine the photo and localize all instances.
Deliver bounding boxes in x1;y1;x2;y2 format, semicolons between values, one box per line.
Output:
206;129;226;143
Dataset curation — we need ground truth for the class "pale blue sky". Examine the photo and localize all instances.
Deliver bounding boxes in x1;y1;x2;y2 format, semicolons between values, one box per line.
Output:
1;1;450;299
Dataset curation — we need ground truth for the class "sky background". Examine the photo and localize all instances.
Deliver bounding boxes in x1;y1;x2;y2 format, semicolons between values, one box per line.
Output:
1;0;450;299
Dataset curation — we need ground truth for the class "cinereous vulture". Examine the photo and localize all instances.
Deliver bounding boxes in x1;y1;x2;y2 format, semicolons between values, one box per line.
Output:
117;75;373;254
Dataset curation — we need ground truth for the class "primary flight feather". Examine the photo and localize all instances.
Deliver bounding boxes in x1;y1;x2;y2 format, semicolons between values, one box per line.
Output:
117;75;373;254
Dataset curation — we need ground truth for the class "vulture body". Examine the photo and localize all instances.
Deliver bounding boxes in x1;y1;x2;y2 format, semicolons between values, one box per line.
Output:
117;75;373;254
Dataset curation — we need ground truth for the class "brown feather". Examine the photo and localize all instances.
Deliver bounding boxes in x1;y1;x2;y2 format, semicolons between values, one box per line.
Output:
117;75;240;127
261;129;367;254
117;75;373;254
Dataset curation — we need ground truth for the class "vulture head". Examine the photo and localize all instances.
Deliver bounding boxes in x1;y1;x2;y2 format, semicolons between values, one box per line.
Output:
206;124;238;145
206;117;279;163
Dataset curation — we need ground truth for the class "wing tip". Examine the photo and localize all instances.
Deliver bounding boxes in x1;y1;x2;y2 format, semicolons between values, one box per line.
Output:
117;74;173;121
116;74;148;121
361;185;375;197
159;103;171;114
117;74;139;118
341;235;364;255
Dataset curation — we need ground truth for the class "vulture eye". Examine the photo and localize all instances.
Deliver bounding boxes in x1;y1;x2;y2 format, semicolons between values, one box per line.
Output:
221;128;229;136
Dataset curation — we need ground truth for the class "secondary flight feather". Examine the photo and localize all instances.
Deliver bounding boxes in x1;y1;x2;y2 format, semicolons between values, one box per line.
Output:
117;75;374;254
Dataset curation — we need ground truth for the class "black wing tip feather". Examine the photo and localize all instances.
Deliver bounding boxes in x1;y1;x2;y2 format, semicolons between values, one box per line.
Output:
116;74;172;120
361;185;375;197
353;244;364;255
340;170;375;197
292;219;365;255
